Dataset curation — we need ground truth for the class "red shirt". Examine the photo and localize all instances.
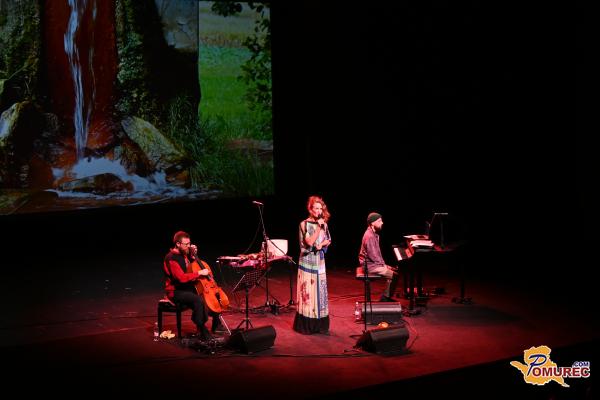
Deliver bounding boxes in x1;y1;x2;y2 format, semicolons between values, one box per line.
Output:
163;249;199;299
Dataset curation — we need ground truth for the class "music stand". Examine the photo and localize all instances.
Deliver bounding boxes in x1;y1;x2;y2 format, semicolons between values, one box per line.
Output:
428;212;448;249
232;268;266;331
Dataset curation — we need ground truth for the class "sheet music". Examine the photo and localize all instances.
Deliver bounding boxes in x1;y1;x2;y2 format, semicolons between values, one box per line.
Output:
393;247;402;260
410;239;434;248
393;245;414;261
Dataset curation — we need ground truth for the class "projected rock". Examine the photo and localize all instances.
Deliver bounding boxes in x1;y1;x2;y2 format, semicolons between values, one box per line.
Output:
120;116;191;186
57;173;134;195
0;102;46;187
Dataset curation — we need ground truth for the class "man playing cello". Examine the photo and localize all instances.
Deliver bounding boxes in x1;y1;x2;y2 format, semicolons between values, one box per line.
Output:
163;231;227;341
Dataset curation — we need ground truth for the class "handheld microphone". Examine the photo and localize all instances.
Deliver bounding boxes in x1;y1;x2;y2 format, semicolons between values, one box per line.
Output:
252;200;264;206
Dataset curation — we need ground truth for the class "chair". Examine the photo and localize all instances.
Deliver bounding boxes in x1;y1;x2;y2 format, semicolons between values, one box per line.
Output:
355;266;384;330
157;298;232;338
355;266;383;303
157;298;189;338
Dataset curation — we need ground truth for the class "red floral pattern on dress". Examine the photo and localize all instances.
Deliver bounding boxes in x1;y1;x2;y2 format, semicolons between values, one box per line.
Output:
300;281;310;303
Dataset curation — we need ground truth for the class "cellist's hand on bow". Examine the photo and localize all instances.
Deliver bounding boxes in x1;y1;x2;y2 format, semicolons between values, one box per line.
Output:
198;269;210;276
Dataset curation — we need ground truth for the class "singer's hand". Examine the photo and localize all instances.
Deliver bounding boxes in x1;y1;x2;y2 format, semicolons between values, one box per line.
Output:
198;269;210;276
317;218;325;227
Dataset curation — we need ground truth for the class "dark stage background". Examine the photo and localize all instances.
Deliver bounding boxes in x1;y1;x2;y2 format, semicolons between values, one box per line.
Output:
3;1;587;305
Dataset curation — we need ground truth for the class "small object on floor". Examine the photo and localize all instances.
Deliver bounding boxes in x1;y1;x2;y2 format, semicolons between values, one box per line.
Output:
402;308;421;316
160;330;176;339
180;336;226;354
270;302;280;315
452;296;473;304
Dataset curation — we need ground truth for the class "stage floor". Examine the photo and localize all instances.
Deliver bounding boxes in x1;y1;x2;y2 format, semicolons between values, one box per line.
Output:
3;254;596;399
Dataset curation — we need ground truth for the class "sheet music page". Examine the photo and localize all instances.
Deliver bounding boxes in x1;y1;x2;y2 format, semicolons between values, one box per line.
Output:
393;247;402;260
410;239;434;247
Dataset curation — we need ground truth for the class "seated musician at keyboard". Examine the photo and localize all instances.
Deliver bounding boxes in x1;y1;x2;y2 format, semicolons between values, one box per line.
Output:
358;212;400;302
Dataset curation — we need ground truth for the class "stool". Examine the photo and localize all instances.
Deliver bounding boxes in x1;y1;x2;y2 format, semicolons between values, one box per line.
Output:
355;267;383;303
157;298;189;338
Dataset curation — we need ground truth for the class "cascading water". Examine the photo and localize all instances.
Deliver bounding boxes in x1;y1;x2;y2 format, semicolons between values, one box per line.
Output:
64;0;96;159
39;0;209;206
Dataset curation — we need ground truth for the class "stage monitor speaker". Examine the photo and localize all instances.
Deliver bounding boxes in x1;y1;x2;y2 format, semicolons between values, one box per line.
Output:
355;325;409;355
228;325;276;354
357;302;403;324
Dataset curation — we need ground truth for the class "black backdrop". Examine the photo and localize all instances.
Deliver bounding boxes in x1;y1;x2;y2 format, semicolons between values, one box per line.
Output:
4;1;586;296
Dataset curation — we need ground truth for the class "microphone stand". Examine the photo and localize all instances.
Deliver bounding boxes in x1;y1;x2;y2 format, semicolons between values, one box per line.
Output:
287;256;296;307
278;256;296;309
256;202;279;314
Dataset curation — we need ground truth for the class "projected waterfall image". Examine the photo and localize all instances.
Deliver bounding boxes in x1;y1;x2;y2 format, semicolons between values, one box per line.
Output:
0;0;272;215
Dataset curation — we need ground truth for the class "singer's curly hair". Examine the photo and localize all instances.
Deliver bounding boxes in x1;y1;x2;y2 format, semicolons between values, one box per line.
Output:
173;231;190;245
307;196;331;222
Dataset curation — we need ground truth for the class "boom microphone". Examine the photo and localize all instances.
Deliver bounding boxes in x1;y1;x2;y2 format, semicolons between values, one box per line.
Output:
252;200;264;206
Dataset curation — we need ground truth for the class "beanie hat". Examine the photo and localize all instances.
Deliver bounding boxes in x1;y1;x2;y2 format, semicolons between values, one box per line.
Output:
367;212;382;225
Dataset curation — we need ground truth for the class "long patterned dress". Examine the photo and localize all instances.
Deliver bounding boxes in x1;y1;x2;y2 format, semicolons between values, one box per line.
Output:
293;219;331;334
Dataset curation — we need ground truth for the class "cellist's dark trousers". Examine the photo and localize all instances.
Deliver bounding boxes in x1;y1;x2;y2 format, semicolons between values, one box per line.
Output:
173;290;208;329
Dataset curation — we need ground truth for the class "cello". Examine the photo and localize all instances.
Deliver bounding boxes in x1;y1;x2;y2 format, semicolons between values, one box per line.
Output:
187;259;230;313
